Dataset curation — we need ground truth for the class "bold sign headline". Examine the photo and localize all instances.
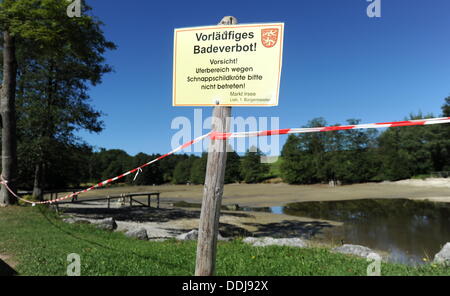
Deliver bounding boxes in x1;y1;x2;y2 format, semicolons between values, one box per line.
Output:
194;31;257;54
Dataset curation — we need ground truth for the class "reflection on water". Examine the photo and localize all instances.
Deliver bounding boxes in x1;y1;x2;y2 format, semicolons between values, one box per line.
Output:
278;199;450;265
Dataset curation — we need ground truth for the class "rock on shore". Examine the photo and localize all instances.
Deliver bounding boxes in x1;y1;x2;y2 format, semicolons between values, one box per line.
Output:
125;228;148;240
175;229;230;241
243;237;307;248
332;244;381;260
433;243;450;266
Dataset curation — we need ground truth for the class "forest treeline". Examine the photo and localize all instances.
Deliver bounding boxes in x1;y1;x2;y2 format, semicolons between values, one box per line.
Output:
280;100;450;184
16;146;270;188
16;97;450;189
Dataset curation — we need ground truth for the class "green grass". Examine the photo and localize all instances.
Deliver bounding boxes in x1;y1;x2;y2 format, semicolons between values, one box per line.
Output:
0;206;449;276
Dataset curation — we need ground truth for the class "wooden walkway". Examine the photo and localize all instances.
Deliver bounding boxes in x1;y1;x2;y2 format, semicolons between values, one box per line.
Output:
57;192;161;209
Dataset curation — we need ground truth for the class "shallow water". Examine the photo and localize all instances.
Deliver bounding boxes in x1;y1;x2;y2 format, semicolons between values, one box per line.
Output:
265;199;450;265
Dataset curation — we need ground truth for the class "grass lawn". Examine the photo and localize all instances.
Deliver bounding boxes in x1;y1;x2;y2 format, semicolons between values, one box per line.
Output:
0;206;449;276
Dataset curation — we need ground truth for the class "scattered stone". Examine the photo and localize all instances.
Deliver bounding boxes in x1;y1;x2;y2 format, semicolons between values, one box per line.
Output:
91;217;117;231
125;228;148;240
62;217;90;224
332;244;380;259
224;204;240;211
62;217;77;224
243;237;307;248
175;230;231;241
176;229;198;240
218;233;231;241
433;242;450;266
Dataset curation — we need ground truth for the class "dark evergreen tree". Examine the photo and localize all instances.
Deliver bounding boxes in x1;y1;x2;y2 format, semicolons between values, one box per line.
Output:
190;153;207;185
224;150;242;183
240;147;269;183
173;156;196;184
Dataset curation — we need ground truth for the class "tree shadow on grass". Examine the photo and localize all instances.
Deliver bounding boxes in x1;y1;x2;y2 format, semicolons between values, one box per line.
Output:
242;220;334;239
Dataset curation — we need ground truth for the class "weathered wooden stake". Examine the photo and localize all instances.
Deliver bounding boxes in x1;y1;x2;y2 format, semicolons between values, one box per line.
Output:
195;16;237;276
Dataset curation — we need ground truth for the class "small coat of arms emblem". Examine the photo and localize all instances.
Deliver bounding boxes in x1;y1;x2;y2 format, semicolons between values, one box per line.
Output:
261;28;279;48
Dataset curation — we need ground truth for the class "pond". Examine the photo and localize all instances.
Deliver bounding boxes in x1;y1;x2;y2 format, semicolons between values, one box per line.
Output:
256;199;450;265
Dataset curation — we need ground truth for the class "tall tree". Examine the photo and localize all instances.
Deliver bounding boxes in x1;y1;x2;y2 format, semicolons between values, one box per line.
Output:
224;150;242;184
126;153;163;185
0;1;19;205
190;153;207;185
280;118;329;184
6;0;116;199
173;157;196;184
434;97;450;171
0;31;18;205
240;147;269;183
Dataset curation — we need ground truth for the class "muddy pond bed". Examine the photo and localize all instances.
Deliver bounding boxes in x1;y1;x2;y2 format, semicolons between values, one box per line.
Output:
273;199;450;265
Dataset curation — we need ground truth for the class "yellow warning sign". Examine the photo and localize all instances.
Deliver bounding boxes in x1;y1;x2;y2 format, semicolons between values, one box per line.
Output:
173;23;284;106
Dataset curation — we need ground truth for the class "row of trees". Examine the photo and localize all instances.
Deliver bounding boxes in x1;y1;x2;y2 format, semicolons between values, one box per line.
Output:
281;98;450;184
171;149;269;185
17;147;270;188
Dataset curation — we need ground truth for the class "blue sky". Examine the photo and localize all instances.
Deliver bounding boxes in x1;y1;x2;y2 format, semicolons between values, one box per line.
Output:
78;0;450;156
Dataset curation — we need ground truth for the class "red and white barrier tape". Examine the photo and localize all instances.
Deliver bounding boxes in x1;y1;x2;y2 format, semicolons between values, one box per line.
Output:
210;117;450;140
0;132;211;205
2;116;450;205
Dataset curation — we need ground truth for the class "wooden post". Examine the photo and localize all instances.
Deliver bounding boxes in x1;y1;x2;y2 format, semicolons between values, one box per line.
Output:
107;196;110;209
194;15;237;277
148;194;151;207
157;193;160;209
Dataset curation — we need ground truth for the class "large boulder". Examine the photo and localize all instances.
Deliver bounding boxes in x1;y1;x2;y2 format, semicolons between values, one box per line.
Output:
243;237;307;248
433;242;450;266
125;228;148;240
332;244;381;259
92;217;117;231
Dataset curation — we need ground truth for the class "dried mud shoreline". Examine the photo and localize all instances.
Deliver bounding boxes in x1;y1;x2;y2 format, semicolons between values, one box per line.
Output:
58;179;449;247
